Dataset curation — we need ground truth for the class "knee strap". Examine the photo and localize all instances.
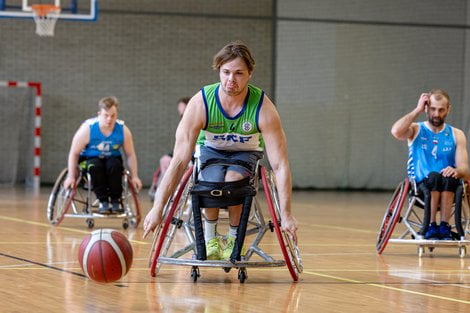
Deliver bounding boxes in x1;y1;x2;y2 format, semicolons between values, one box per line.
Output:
191;195;207;260
230;195;253;263
454;184;464;237
418;184;431;235
190;178;256;261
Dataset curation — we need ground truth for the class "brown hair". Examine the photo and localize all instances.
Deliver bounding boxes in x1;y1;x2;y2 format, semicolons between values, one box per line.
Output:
177;96;191;105
429;89;450;106
98;96;119;110
212;41;255;73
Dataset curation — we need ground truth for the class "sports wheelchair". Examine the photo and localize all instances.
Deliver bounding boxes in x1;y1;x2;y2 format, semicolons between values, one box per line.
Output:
376;178;470;257
47;166;141;229
147;159;303;283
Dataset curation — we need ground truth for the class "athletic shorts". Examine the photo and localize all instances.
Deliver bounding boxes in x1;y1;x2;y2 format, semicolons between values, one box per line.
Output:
419;171;459;193
195;145;263;182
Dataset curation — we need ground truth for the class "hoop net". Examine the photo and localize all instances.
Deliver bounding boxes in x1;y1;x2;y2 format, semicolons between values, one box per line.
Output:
32;4;61;36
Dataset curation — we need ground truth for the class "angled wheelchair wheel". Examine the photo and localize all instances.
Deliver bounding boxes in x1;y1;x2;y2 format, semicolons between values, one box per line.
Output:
123;171;141;228
376;178;410;254
46;168;75;226
149;166;193;277
261;166;303;282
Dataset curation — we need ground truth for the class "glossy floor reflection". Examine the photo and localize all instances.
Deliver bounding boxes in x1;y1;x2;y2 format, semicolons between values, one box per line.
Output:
0;187;469;312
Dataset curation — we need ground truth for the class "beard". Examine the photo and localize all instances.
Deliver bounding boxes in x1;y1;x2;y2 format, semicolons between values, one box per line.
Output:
428;116;445;127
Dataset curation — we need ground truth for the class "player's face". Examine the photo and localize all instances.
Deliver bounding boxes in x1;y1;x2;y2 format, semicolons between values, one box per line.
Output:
219;57;252;97
98;106;118;128
427;96;449;127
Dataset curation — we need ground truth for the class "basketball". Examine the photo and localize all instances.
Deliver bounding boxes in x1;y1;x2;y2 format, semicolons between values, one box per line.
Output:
78;228;133;283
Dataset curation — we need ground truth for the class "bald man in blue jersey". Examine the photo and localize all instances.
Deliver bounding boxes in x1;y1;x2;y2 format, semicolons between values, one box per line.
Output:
391;89;469;240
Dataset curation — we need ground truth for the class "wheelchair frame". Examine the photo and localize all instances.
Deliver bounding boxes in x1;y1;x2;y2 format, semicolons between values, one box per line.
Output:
148;165;161;202
47;167;141;229
147;162;303;283
377;178;470;257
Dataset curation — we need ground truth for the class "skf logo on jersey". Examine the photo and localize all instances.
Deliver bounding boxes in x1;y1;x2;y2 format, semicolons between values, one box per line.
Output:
242;121;253;132
212;134;253;143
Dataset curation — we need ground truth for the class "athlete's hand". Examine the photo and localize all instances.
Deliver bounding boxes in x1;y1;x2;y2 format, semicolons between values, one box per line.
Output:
143;208;163;239
63;176;76;190
416;93;430;113
441;166;458;178
281;213;298;244
132;177;143;192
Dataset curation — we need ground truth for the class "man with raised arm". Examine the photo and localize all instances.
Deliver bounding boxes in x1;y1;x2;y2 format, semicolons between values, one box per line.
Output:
391;89;469;240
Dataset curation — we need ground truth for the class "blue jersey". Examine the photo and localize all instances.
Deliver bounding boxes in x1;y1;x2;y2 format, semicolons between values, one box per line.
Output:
407;122;456;183
80;117;124;158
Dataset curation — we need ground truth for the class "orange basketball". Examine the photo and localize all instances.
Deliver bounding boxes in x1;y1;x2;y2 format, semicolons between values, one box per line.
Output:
78;229;133;283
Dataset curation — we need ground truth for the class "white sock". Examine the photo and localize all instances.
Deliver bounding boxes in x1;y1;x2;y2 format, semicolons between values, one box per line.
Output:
204;219;217;242
228;225;238;238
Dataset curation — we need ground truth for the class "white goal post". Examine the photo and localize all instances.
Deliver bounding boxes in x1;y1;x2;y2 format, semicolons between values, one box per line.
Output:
0;81;41;190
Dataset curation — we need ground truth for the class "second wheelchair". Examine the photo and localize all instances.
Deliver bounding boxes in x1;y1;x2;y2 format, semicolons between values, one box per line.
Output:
47;166;141;229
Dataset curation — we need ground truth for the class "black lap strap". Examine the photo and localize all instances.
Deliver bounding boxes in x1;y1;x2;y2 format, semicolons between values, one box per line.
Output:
190;177;256;208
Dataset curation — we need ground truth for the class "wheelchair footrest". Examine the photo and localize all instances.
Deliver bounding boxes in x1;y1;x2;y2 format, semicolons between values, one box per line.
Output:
389;238;470;246
158;256;286;268
64;213;134;219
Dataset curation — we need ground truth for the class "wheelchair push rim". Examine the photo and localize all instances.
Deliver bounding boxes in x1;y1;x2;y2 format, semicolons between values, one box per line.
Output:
149;166;193;277
46;168;75;226
123;171;141;228
376;178;409;254
261;166;302;281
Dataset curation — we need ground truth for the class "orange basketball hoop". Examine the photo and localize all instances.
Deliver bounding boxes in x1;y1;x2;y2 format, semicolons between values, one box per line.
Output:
31;4;61;37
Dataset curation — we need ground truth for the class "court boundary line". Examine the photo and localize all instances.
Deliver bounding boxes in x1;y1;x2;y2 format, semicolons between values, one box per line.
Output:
0;215;148;245
304;270;470;305
0;252;86;278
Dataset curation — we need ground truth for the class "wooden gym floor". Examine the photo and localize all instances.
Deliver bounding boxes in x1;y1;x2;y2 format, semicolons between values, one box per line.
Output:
0;187;469;312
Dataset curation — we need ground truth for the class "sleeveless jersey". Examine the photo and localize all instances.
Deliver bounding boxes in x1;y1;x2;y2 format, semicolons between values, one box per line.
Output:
196;83;264;152
407;122;456;183
80;117;124;158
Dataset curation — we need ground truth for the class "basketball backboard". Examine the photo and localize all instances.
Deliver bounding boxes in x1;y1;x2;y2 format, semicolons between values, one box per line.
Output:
0;0;97;21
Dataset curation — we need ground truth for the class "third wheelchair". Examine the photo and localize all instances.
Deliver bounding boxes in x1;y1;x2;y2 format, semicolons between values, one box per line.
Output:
377;178;470;257
47;166;141;229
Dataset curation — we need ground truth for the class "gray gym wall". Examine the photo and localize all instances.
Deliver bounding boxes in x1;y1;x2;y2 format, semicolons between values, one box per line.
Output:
277;0;470;189
0;0;469;190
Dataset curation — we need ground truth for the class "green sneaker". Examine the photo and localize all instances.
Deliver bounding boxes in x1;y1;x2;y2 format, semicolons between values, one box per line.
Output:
206;237;222;260
222;236;245;260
